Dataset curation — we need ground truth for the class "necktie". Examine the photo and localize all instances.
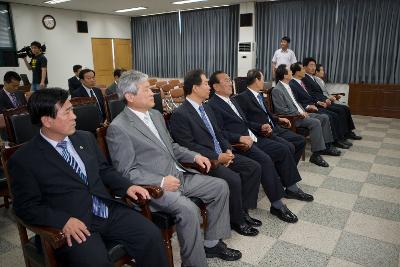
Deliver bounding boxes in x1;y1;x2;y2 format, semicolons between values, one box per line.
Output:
90;89;103;119
198;105;222;154
10;93;18;107
257;93;274;127
57;141;108;218
228;99;258;142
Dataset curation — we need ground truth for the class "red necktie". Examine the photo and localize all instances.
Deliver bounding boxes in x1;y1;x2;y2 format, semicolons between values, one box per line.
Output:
300;81;308;93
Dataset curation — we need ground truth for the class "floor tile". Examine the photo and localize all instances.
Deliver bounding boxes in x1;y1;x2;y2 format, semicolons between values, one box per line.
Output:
361;135;385;142
223;232;276;266
342;151;376;163
337;158;372;172
0;224;20;246
378;148;400;159
247;208;289;239
297;162;333;175
367;123;390;129
363;126;388;132
371;117;393;122
387;129;400;134
352;140;382;148
323;155;342;166
329;167;368;182
208;258;256;267
313;188;358;210
349;145;380;155
0;248;25;267
0;237;18;254
383;137;400;145
298;171;327;187
333;231;399;267
327;257;364;267
279;220;341;254
366;173;400;189
371;163;400;178
381;143;400;151
345;212;400;245
360;183;400;204
259;240;330;267
353;196;400;222
374;155;400;167
385;133;400;139
298;202;351;230
320;176;363;194
361;130;386;138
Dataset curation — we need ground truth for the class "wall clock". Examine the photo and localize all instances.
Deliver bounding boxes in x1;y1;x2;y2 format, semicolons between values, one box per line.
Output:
42;15;56;30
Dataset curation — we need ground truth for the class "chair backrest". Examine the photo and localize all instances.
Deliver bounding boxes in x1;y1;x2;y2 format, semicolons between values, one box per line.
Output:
104;94;124;123
70;97;102;133
161;84;174;94
1;144;24;197
3;106;40;144
153;93;164;114
96;125;111;163
155;81;168;89
266;87;275;113
233;77;248;94
168;79;180;87
148;79;158;86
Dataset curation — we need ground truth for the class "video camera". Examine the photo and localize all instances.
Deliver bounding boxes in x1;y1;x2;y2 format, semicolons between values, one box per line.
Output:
16;44;46;58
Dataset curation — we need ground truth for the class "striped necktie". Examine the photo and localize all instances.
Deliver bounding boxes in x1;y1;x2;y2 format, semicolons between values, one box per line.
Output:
10;93;18;107
198;105;222;154
57;141;108;218
257;93;275;127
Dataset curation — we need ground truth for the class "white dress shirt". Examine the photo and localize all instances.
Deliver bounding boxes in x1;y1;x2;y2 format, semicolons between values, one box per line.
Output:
272;48;297;68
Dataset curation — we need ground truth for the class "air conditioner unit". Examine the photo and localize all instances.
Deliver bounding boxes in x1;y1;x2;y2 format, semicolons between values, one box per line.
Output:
238;42;256;76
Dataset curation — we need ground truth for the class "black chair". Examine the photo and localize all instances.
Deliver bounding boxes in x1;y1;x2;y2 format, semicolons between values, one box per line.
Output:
104;94;124;123
70;97;102;135
3;106;40;145
234;77;247;94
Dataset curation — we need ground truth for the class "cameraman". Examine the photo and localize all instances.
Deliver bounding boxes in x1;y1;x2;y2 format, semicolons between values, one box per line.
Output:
22;41;48;91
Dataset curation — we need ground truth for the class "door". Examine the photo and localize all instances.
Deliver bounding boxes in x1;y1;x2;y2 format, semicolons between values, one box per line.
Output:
114;39;132;70
91;38;113;87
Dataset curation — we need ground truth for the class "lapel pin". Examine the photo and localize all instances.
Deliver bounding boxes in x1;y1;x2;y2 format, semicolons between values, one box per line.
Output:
79;146;84;150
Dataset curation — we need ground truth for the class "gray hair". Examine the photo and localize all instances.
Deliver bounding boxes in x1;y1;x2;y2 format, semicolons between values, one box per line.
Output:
116;70;148;100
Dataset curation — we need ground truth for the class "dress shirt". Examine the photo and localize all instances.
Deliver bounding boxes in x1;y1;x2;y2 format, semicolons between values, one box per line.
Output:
272;48;297;68
279;81;304;113
215;94;258;142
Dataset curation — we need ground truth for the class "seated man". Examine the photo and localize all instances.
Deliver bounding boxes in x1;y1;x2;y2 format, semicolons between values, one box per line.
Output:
315;64;345;106
106;70;241;267
302;57;361;141
234;69;306;165
68;64;82;94
169;69;262;236
208;71;314;223
71;68;106;122
106;68;125;95
272;64;340;167
9;89;167;267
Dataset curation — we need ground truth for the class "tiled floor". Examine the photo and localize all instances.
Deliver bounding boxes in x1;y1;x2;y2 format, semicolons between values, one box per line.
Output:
0;115;399;267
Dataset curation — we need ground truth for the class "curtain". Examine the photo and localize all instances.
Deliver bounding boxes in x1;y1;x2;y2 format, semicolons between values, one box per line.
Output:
131;5;239;78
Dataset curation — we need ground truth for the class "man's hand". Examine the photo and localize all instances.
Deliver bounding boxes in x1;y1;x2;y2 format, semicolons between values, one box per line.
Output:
325;99;332;106
300;112;309;118
261;123;273;137
329;96;336;102
194;154;211;173
218;152;234;167
239;136;253;147
126;185;150;200
306;105;319;112
317;101;327;108
162;175;181;192
279;117;291;128
39;82;45;89
62;217;91;247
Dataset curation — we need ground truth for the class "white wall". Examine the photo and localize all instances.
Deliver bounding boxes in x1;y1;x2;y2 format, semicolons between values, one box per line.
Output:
0;3;131;88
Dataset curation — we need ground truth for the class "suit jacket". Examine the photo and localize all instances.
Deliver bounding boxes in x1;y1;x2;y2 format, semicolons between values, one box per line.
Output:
302;74;328;102
207;95;256;144
68;76;81;93
271;82;303;116
106;82;117;95
0;89;27;113
289;79;316;109
71;85;106;119
107;107;198;186
9;130;132;229
169;100;231;160
233;89;279;135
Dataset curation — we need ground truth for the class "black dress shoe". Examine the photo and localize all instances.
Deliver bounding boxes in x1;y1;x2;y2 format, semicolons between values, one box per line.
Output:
310;153;329;167
205;240;242;261
334;141;350;149
348;132;362;140
244;212;262;227
231;223;259;236
341;139;353;146
285;188;314;202
321;147;341;156
270;205;298;223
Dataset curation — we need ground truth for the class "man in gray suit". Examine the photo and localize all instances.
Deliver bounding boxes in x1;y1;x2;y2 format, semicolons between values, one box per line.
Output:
271;64;341;167
106;70;241;267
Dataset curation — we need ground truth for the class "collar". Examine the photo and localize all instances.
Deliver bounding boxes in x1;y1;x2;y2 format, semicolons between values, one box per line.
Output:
39;129;70;149
82;84;93;96
186;97;202;111
293;78;302;85
76;76;80;81
280;48;289;53
279;81;291;90
127;106;150;121
3;89;13;98
305;73;315;80
215;94;231;104
247;87;261;98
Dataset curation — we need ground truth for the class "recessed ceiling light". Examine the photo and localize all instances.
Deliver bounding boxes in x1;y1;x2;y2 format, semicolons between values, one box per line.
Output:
44;0;71;4
172;0;207;5
115;7;147;13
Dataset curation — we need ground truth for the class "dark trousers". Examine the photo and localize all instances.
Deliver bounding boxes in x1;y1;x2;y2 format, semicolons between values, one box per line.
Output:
272;126;306;164
318;108;343;141
56;203;168;267
209;153;261;225
326;103;355;136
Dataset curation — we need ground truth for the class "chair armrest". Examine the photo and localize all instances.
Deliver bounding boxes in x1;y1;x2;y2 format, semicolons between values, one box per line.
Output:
14;216;66;249
231;143;250;152
123;185;163;221
278;115;302;128
181;160;219;174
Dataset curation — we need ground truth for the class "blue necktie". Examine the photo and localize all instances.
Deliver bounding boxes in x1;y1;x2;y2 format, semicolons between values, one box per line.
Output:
10;93;18;107
198;105;222;154
257;93;275;127
57;141;108;218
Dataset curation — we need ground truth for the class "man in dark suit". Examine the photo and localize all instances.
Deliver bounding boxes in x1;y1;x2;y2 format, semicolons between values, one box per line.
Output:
234;69;306;164
106;68;125;95
0;71;27;113
68;64;82;94
170;69;261;236
302;57;361;141
71;68;106;121
208;71;315;222
9;88;168;267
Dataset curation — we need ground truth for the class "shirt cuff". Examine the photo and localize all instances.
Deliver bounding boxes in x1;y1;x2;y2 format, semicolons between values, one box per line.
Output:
160;177;165;188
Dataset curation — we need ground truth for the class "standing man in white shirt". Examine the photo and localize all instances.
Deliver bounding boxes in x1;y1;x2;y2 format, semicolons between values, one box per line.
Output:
272;37;297;80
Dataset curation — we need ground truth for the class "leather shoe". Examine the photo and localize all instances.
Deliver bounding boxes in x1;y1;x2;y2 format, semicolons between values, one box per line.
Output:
244;212;262;227
231;223;259;236
205;240;242;261
348;132;362;140
310;153;329;167
321;147;341;156
334;141;350;149
270;205;298;223
341;139;353;146
285;188;314;202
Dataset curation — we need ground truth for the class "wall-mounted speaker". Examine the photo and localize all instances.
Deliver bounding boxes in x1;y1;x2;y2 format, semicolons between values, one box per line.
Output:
240;13;252;27
77;21;88;33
